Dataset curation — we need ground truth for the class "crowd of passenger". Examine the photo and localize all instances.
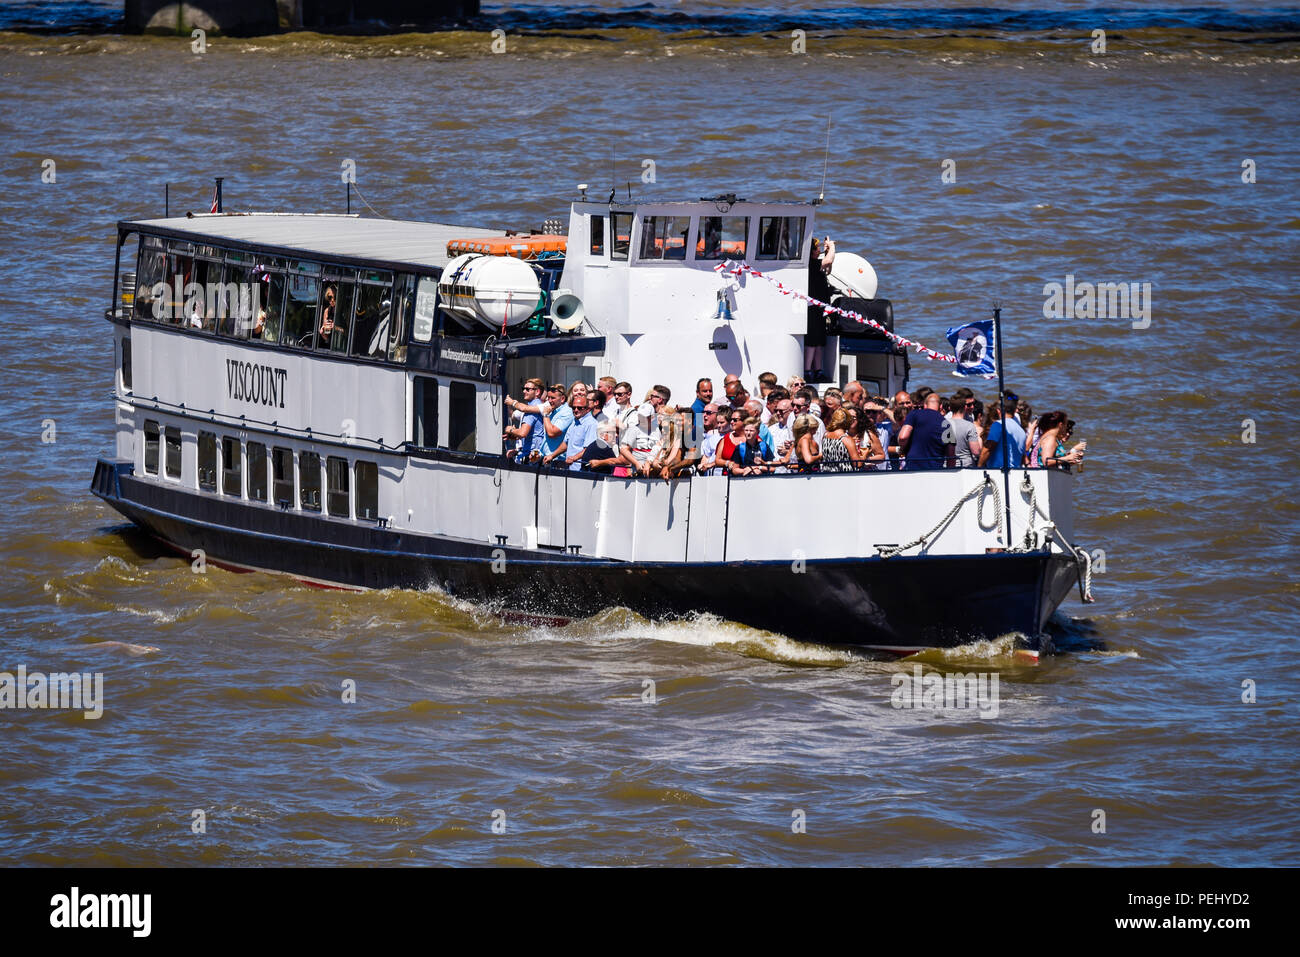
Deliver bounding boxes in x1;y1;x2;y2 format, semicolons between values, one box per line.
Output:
502;372;1086;478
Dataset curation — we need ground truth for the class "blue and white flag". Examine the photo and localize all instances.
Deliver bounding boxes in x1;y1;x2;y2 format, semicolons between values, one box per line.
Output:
946;320;997;377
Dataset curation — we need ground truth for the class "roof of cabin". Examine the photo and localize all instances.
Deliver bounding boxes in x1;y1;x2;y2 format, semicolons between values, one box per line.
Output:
121;213;507;270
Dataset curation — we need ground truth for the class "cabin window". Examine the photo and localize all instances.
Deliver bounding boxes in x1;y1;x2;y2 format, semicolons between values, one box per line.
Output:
355;461;379;520
272;446;294;507
299;451;322;511
589;215;606;256
134;243;169;323
120;337;132;391
350;274;394;359
326;456;350;518
143;420;160;474
610;212;632;261
413;277;438;343
154;241;196;327
413;375;439;447
189;258;223;333
165;426;181;479
198;432;217;491
698;216;749;260
282;263;321;349
638;215;691;261
388;274;415;364
447;381;476;453
318;277;351;353
221;437;242;496
217;262;259;340
757;216;806;260
255;268;287;344
247;441;268;502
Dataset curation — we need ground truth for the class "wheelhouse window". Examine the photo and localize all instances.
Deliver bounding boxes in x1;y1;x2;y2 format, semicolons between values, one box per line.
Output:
610;212;632;261
350;272;394;360
299;451;321;511
318;274;352;354
120;337;132;391
413;277;438;343
197;431;217;491
326;456;350;518
589;215;606;256
638;215;691;261
143;420;160;474
355;461;379;520
698;216;749;260
221;436;242;496
757;216;806;260
282;262;321;349
272;446;294;507
448;381;476;453
164;426;181;479
247;441;268;502
413;375;439;447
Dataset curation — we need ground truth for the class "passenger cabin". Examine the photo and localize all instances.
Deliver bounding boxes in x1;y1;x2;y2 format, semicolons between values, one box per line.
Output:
105;202;908;537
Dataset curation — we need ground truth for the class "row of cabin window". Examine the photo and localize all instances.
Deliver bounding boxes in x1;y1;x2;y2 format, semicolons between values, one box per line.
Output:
588;214;806;263
131;239;414;363
142;421;379;519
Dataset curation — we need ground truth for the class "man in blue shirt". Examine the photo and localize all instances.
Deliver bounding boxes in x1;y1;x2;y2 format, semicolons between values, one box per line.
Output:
898;392;953;470
557;394;597;471
540;383;575;460
979;397;1027;469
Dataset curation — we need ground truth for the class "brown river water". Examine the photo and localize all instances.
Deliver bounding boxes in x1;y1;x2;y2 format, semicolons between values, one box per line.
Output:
0;2;1298;866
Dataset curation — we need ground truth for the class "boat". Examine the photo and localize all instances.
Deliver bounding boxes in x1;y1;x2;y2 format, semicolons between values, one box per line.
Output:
90;191;1093;653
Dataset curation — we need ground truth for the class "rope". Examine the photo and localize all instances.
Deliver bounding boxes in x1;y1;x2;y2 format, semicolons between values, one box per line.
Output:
348;181;389;219
875;472;1096;603
876;474;999;559
1016;472;1097;603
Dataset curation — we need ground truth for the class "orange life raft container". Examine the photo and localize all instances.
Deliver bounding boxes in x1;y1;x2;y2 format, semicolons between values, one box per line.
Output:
446;234;568;260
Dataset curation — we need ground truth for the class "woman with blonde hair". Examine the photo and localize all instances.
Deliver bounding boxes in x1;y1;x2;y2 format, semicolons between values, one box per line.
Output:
789;413;822;471
821;408;859;472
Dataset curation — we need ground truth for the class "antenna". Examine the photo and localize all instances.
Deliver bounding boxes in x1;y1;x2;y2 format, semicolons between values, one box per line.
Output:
815;115;831;205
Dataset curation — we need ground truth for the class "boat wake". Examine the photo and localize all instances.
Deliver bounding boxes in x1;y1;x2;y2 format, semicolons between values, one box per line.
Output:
517;606;862;667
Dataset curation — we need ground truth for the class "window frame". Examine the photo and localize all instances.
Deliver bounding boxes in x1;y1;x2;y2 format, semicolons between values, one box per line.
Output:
355;460;379;520
447;381;477;453
326;455;350;518
143;420;160;475
610;212;633;261
272;446;294;507
247;441;268;502
164;426;181;479
221;436;242;497
298;450;322;512
197;431;218;491
756;216;808;261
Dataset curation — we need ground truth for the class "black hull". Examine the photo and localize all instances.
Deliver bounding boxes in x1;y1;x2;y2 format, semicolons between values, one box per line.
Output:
92;459;1081;650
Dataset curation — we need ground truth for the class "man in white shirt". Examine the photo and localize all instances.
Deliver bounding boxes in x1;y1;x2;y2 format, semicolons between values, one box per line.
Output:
765;398;795;473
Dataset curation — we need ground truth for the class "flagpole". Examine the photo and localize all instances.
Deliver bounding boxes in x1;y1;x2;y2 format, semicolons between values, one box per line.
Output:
214;176;224;213
993;303;1012;546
